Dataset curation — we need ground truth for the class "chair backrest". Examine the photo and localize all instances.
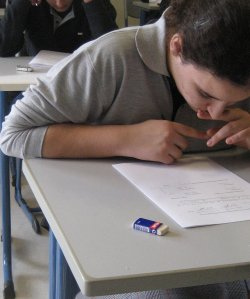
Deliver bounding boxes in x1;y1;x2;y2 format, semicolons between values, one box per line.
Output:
124;0;141;27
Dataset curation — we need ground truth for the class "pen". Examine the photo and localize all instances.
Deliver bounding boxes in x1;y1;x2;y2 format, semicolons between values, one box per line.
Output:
16;65;33;72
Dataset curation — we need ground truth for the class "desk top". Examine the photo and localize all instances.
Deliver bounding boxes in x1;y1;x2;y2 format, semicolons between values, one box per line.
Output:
23;149;250;296
0;57;46;91
133;1;160;11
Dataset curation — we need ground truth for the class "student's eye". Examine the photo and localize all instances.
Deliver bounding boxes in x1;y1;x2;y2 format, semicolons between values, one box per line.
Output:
198;90;213;100
199;91;211;99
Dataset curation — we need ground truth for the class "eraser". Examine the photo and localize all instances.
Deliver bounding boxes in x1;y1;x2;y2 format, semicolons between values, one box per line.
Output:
133;218;169;236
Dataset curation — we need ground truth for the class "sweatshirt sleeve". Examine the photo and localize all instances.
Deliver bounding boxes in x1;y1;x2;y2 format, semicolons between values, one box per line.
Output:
0;43;113;158
0;0;31;56
82;0;118;39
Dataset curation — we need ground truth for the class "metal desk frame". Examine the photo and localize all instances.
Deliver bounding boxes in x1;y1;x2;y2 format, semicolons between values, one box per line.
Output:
0;57;46;299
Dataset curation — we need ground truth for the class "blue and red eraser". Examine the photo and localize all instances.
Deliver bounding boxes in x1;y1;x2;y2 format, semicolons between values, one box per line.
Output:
133;218;169;236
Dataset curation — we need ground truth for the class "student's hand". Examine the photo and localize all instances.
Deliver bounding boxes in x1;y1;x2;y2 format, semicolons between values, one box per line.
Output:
30;0;42;6
197;108;250;149
123;120;208;164
83;0;94;3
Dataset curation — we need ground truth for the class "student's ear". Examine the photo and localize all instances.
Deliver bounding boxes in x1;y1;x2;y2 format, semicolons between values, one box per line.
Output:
169;34;183;57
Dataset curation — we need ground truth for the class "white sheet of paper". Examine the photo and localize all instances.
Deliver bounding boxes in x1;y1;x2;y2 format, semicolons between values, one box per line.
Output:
29;50;70;71
113;157;250;228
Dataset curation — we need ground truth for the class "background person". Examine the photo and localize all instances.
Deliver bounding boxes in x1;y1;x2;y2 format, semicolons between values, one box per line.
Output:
0;0;117;56
0;0;117;231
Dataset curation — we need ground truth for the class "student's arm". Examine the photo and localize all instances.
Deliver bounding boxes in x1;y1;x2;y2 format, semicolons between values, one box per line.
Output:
82;0;118;39
0;0;31;56
42;120;207;164
197;107;250;150
0;41;206;164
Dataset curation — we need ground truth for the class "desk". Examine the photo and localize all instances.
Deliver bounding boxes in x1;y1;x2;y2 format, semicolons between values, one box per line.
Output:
133;1;160;25
22;149;250;298
0;57;46;299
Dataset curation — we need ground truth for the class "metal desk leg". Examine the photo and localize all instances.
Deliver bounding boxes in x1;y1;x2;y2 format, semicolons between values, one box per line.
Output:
49;230;79;299
49;230;56;299
0;91;15;299
15;158;41;234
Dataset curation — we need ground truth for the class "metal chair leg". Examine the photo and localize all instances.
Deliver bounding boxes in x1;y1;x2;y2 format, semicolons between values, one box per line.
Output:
14;158;41;234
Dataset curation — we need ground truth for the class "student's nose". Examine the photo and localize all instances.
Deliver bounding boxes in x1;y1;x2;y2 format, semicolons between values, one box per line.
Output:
207;101;227;119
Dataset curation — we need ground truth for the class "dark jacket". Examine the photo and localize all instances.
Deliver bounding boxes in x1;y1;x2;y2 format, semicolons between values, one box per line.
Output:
0;0;117;56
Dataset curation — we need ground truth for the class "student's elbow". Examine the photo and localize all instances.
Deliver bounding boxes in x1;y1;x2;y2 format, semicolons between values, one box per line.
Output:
0;122;46;159
0;125;25;158
0;102;49;158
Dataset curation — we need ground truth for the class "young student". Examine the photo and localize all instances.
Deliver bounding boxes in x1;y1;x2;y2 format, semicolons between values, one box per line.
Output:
0;0;249;297
0;0;117;56
0;0;249;162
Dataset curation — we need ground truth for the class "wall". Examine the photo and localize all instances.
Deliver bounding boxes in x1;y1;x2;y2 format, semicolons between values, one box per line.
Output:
110;0;140;28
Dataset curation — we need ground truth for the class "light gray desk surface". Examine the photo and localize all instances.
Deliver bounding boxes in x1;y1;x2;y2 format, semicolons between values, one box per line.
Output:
0;57;46;91
23;149;250;296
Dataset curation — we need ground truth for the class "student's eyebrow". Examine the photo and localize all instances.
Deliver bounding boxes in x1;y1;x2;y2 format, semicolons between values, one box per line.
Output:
198;87;249;105
197;87;221;100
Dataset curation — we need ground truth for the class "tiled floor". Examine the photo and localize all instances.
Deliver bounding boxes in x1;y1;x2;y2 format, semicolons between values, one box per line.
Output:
0;176;49;299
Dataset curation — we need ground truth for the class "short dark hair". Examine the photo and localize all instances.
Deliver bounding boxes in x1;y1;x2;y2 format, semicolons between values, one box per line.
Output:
165;0;250;86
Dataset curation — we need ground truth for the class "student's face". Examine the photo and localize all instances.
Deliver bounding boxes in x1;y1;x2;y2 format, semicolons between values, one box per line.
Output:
46;0;73;12
168;35;250;119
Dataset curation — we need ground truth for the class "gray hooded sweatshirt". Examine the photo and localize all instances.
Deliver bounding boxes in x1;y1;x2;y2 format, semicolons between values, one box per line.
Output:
0;11;249;158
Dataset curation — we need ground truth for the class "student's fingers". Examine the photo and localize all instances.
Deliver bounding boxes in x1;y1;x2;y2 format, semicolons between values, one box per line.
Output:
206;127;221;137
175;123;208;140
126;120;187;164
160;148;182;164
225;128;250;149
207;119;250;147
206;125;230;147
151;133;186;164
158;123;205;163
129;120;206;164
197;108;250;147
160;139;188;164
158;125;206;164
197;109;212;120
215;108;249;122
157;127;194;164
168;142;185;160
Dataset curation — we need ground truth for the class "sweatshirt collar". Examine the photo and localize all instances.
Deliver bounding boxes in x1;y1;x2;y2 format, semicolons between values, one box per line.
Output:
135;10;170;77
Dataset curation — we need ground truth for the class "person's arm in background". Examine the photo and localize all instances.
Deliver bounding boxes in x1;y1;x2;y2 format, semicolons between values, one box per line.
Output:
0;0;31;56
82;0;118;39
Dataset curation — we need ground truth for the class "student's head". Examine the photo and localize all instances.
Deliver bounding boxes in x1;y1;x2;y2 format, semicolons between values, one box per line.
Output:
30;0;73;12
165;0;250;118
46;0;73;12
